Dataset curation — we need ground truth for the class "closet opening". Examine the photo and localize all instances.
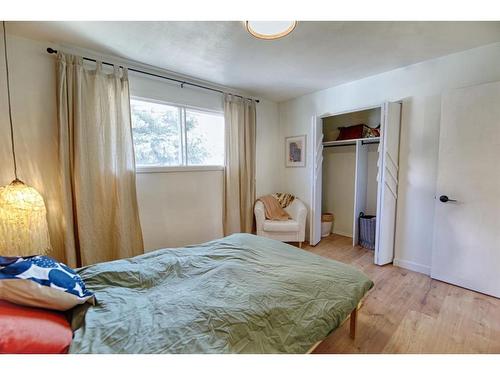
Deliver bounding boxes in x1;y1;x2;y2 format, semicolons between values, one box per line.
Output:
310;102;402;266
321;108;381;254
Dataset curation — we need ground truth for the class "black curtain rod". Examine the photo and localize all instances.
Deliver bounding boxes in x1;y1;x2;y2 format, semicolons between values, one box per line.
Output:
46;47;259;103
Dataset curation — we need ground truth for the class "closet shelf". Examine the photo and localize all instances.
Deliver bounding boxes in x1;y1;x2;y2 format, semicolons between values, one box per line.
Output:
323;137;380;148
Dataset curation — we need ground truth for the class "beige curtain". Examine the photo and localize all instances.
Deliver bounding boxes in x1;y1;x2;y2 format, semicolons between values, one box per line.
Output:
223;94;256;235
56;53;143;267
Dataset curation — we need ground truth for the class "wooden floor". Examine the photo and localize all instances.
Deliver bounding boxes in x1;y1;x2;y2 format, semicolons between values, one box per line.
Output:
304;235;500;354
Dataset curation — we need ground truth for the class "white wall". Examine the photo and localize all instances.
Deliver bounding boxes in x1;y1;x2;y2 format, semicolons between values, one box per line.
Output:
322;146;356;237
0;34;281;259
0;34;65;261
136;170;224;250
321;143;378;238
279;42;500;274
255;99;283;197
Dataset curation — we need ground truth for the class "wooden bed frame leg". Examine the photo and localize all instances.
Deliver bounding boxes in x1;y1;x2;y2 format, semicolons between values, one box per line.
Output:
299;242;302;248
349;308;357;340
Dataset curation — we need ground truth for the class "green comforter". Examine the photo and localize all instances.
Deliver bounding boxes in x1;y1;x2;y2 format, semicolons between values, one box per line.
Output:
70;234;373;353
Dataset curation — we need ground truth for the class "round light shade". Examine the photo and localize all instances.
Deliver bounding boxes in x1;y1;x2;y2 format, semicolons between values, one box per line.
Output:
0;179;51;256
246;21;297;40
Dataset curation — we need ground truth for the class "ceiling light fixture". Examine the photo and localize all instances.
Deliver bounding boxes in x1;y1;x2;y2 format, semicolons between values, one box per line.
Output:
246;21;297;40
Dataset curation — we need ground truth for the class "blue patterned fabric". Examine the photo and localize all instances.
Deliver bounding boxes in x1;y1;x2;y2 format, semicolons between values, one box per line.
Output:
0;255;93;299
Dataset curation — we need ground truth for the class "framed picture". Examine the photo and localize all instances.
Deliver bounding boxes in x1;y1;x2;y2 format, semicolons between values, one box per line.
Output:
285;135;306;168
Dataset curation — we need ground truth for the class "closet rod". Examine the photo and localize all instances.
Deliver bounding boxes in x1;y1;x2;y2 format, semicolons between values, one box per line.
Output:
46;47;260;103
323;139;380;148
323;143;356;148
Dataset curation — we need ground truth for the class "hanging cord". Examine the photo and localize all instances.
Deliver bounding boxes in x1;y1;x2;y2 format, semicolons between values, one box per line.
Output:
2;21;18;180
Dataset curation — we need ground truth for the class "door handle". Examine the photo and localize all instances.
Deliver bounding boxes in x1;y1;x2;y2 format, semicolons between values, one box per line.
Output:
439;195;457;203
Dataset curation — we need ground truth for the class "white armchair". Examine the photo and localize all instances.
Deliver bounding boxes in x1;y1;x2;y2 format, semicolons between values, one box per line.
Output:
254;198;307;247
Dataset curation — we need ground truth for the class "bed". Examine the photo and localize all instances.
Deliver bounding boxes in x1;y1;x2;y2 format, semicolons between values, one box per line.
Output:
69;233;373;354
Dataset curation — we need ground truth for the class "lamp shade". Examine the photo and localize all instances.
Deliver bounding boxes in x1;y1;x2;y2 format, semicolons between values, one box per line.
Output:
0;179;51;256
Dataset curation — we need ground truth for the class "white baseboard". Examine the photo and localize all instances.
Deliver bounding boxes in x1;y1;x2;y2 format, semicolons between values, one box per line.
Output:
331;230;353;238
393;258;431;275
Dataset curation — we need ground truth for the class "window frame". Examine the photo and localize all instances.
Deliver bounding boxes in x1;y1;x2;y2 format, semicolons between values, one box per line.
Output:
131;96;225;173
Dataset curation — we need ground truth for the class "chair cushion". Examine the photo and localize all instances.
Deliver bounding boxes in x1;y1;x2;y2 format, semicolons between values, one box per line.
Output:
263;219;299;232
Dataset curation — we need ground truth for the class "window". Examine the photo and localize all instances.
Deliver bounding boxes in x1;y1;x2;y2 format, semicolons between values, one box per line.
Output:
131;98;225;168
185;108;225;166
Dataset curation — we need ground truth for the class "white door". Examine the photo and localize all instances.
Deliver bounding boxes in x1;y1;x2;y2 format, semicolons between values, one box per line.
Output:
375;102;402;265
431;81;500;298
310;116;323;246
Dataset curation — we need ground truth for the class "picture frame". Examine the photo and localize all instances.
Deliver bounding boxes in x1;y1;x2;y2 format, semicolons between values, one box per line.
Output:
285;135;306;168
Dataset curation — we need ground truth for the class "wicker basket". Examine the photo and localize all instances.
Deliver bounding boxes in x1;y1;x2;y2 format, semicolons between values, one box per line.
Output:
321;213;334;222
321;213;334;237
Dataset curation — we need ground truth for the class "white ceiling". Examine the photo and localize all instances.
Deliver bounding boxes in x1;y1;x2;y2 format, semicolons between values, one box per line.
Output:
9;21;500;102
